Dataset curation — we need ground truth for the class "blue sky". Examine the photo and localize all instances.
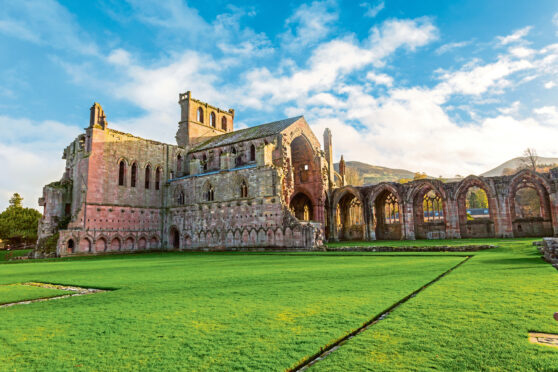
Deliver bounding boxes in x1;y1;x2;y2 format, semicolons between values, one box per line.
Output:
1;0;558;210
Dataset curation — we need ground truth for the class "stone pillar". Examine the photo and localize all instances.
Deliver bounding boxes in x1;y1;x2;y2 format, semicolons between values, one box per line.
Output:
495;194;514;237
549;193;558;237
444;198;461;239
189;159;202;176
401;200;416;240
256;143;274;167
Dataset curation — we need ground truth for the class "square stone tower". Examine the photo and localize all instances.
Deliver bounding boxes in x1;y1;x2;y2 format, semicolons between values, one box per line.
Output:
175;91;235;148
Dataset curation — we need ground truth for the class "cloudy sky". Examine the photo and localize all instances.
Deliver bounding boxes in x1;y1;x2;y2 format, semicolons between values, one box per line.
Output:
1;0;558;210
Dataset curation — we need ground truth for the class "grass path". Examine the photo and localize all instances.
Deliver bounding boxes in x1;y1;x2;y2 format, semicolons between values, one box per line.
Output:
311;239;558;371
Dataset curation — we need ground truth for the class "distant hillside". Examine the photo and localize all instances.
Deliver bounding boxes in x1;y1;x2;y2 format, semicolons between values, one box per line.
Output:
481;157;558;177
334;161;417;185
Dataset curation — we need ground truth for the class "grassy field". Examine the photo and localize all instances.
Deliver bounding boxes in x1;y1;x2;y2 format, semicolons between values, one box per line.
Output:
0;239;557;371
0;284;68;305
0;249;31;261
325;238;498;248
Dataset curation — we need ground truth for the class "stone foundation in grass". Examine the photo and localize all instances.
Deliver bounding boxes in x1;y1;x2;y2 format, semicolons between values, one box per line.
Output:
325;245;495;252
539;238;558;269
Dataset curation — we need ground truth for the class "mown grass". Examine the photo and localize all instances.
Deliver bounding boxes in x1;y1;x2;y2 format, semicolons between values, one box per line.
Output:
0;249;31;261
325;237;512;248
0;252;462;371
312;239;558;371
0;284;68;305
0;239;556;371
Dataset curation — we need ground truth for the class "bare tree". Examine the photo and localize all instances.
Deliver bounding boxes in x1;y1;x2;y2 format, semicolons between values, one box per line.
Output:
521;148;538;171
344;167;363;186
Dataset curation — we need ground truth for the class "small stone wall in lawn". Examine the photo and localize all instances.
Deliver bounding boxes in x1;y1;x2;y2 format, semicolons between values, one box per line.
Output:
539;238;558;269
325;245;495;252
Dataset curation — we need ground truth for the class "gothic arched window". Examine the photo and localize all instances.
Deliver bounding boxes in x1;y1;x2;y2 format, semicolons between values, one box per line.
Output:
118;160;126;186
210;112;216;128
250;144;256;162
197;107;204;123
178;191;185;205
145;165;151;189
131;162;137;187
206;184;214;201
221;117;227;131
155;167;162;190
240;179;248;198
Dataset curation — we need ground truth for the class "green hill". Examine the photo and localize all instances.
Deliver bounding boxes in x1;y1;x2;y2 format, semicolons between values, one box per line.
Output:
334;161;417;185
481;156;558;177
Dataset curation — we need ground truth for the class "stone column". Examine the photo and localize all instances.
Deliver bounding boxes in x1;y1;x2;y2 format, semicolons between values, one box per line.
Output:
444;198;461;238
495;194;514;237
401;200;415;240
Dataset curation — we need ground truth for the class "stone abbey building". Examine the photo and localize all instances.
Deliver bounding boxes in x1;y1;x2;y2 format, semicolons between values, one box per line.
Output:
37;91;558;256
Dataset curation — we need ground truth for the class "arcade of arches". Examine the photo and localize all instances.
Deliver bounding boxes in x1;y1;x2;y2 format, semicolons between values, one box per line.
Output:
327;170;558;241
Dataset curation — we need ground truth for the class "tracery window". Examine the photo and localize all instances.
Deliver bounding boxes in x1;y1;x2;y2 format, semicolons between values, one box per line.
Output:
131;163;137;187
118;160;126;186
197;107;204;123
423;190;444;222
240;180;248;198
210;112;216;128
384;192;400;224
145;165;151;189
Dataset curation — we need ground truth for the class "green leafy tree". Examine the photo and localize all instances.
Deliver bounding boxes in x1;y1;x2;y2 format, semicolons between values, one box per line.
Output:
0;193;41;248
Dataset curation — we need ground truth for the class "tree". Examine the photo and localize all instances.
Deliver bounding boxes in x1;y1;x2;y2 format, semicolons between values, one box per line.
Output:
0;193;41;248
345;167;363;186
521;148;538;171
9;193;22;208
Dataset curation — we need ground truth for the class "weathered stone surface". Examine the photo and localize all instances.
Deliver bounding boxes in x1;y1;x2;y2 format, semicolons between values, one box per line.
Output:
36;90;558;258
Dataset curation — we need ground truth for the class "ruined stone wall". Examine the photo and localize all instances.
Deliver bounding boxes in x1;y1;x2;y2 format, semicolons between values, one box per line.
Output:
165;164;322;249
330;169;558;241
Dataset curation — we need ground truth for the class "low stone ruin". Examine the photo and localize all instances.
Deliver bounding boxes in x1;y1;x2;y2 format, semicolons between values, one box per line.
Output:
538;238;558;269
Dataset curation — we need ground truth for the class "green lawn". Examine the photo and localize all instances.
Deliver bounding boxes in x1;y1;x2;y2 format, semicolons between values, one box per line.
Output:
0;284;68;305
325;237;502;248
0;249;31;261
313;239;558;371
0;239;556;371
0;252;462;371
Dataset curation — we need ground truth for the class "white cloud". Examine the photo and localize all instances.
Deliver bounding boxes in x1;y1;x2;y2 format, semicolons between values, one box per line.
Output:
0;0;98;55
534;105;558;123
497;26;532;45
435;40;471;55
366;71;393;86
498;100;521;115
280;0;338;50
544;81;556;89
360;1;385;18
0;116;80;211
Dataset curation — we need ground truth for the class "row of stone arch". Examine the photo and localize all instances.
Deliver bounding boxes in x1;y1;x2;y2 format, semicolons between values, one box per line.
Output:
64;234;161;254
168;225;314;249
329;169;557;240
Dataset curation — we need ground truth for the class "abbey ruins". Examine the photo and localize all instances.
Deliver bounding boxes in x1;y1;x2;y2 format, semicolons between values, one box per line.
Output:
36;91;558;255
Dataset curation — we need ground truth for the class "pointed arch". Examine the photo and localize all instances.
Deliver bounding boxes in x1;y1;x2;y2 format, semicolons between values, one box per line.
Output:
210;112;216;128
130;162;138;187
145;164;151;189
118;159;127;186
197;107;204;123
221;116;227;131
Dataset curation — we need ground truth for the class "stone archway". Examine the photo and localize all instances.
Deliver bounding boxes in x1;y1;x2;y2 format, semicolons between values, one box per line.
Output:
334;190;364;240
169;227;180;249
456;177;496;238
509;172;553;237
373;188;403;240
290;192;313;221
